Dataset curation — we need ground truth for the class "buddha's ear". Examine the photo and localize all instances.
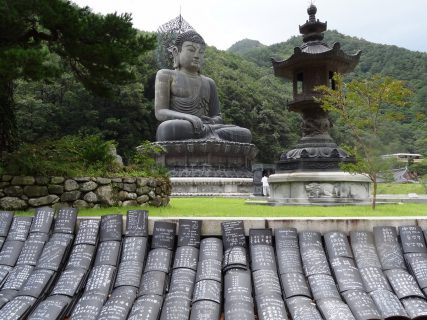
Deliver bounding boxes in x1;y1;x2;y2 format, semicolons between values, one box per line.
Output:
170;46;180;69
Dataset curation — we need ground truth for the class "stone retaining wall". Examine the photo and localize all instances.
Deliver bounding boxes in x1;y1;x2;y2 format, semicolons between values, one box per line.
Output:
0;175;171;210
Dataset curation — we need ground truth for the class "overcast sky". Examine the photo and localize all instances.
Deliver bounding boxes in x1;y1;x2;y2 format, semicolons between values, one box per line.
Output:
72;0;426;52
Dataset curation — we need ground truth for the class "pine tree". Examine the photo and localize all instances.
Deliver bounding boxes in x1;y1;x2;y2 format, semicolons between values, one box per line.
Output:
0;0;156;153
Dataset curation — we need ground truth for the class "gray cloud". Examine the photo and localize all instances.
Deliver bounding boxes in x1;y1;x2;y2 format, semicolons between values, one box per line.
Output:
72;0;426;52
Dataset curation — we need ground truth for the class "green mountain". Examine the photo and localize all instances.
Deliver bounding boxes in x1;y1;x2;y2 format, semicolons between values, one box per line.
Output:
219;30;427;159
12;30;427;163
228;30;427;80
228;39;267;55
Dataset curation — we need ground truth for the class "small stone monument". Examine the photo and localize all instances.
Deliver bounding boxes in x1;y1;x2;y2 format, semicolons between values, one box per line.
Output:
151;18;257;195
268;5;370;204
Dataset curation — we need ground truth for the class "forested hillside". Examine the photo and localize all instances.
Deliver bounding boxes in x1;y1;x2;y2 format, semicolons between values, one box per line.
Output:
13;30;427;163
228;30;427;157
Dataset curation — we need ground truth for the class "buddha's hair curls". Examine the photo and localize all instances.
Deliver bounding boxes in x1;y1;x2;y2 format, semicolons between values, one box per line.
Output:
175;30;206;50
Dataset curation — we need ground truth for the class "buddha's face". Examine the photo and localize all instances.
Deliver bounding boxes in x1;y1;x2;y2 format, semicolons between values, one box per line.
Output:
178;41;205;73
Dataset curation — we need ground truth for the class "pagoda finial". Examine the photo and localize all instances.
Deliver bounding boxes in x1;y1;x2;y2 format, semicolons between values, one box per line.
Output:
299;4;327;43
307;4;317;22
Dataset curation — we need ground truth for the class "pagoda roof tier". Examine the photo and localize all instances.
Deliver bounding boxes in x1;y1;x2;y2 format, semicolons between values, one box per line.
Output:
300;21;327;36
299;5;327;42
272;42;361;79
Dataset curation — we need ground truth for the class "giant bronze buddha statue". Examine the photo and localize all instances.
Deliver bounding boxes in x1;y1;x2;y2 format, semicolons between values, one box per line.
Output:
154;30;252;143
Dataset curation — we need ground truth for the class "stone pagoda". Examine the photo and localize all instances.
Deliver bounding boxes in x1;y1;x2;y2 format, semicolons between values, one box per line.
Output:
268;5;370;204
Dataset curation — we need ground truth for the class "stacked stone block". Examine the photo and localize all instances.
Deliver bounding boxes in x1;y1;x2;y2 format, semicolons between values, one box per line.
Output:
160;219;201;320
60;218;100;319
190;237;223;320
275;228;322;320
325;231;381;320
222;220;255;320
0;207;77;319
97;210;149;320
0;176;171;210
250;228;288;320
0;208;427;318
128;221;176;320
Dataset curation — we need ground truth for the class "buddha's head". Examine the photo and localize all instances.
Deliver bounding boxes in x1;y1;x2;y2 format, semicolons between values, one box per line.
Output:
172;30;206;73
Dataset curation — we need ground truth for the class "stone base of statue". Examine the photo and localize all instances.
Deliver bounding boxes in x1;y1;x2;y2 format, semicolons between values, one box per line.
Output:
154;140;257;178
268;171;371;205
154;140;257;196
170;177;253;197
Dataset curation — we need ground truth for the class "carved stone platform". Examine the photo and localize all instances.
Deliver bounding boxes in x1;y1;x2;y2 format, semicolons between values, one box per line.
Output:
154;140;257;178
171;177;253;197
268;171;371;205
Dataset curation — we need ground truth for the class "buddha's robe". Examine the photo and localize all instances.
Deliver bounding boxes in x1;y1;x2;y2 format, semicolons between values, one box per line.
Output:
155;70;251;143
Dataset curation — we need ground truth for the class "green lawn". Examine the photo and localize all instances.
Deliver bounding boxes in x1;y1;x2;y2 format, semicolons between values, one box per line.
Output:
13;183;427;218
67;197;427;218
377;183;425;195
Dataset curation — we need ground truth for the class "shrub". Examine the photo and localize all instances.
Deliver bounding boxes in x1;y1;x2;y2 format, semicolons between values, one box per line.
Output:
2;136;168;178
409;159;427;177
2;134;116;176
127;141;168;177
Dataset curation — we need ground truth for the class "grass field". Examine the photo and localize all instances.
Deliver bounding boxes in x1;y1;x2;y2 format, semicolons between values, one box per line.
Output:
377;183;425;194
13;183;427;218
68;197;427;218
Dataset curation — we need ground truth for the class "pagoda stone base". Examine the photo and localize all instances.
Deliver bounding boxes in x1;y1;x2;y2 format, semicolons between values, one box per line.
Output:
171;177;253;197
154;140;257;178
278;135;354;171
268;171;371;205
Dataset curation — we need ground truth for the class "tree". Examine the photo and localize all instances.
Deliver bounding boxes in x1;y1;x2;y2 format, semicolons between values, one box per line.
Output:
202;47;299;162
0;0;156;153
410;159;427;194
317;73;413;209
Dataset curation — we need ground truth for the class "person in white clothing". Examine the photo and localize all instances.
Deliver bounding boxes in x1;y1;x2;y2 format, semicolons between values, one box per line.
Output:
261;174;269;197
